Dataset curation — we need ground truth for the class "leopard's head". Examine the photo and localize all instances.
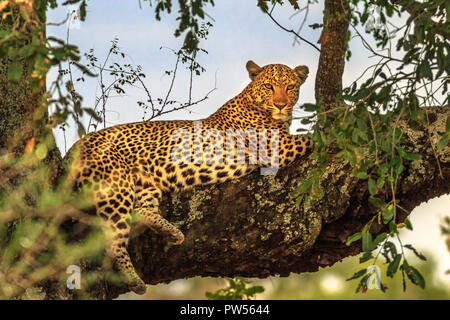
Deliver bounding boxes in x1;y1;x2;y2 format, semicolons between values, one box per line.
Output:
245;60;308;123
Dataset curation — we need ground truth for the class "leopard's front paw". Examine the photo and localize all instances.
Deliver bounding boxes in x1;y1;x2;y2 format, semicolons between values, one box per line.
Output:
129;279;147;295
168;229;185;245
122;268;147;295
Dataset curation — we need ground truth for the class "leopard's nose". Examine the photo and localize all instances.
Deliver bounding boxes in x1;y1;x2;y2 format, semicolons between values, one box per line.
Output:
274;102;287;110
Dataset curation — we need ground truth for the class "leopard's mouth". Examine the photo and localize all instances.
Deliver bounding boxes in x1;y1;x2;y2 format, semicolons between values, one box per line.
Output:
272;112;291;122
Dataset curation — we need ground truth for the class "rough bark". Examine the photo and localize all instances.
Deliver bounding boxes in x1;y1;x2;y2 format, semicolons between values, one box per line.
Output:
0;39;38;152
0;3;62;174
315;0;350;106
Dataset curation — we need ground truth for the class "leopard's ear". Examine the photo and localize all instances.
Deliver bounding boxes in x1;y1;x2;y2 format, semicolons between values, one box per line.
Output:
246;60;263;80
294;65;309;82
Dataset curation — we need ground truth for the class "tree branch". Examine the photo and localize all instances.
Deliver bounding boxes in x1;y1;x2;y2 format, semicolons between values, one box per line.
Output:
266;10;321;52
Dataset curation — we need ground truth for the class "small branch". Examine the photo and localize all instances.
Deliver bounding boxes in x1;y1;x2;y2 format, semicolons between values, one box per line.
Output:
266;11;321;52
161;55;180;110
350;24;404;64
147;75;217;121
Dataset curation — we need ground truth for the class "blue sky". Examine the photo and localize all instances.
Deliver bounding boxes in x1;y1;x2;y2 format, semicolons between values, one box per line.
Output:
46;0;449;288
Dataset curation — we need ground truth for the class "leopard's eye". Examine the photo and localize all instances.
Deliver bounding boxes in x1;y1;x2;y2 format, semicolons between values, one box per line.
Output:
264;83;274;91
286;84;296;91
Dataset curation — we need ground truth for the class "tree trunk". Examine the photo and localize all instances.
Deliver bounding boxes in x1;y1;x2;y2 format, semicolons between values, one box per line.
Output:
0;2;62;179
315;0;350;107
0;2;63;300
0;37;39;153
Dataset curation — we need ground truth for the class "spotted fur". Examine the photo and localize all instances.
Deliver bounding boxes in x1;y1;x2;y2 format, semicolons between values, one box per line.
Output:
65;61;312;294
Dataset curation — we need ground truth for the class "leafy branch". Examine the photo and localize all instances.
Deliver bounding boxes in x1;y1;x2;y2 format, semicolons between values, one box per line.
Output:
289;0;449;293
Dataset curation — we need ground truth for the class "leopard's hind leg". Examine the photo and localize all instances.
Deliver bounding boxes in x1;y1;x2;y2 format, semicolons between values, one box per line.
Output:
93;174;147;294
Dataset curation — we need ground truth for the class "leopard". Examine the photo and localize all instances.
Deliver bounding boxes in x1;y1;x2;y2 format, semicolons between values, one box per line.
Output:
64;60;313;294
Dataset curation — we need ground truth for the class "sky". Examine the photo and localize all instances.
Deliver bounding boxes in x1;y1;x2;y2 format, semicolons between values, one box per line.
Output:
46;0;449;289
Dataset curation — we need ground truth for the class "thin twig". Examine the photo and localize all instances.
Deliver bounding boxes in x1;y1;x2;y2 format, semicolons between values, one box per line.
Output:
266;11;321;52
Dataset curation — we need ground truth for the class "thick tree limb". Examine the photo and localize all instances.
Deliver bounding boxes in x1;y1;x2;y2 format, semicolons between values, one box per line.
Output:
65;106;449;300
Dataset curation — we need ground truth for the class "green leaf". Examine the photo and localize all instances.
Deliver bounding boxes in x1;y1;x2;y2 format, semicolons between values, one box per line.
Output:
378;163;389;177
245;285;265;296
7;61;22;83
382;205;394;224
18;45;35;58
404;152;421;161
369;196;383;208
405;217;413;230
355;275;370;293
295;178;313;195
389;220;398;234
362;228;373;252
73;61;97;77
437;132;449;151
228;278;236;289
395;146;407;158
205;291;217;299
376;176;385;189
83;107;102;122
346;268;367;281
346;232;362;246
352;128;360;143
368;179;377;196
303;103;317;112
373;232;387;248
390;155;402;169
358;130;369;142
295;194;304;206
404;244;427;261
356;118;368;132
359;252;373;263
395;160;404;175
384;241;397;259
257;0;269;12
418;61;433;80
405;265;426;289
79;1;87;20
387;255;402;277
356;171;368;180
